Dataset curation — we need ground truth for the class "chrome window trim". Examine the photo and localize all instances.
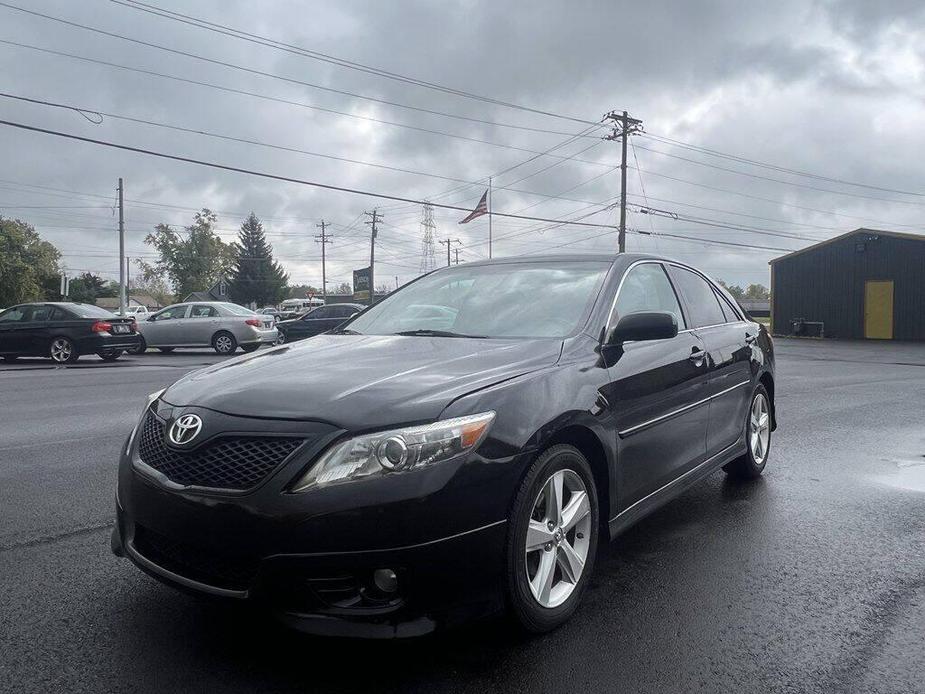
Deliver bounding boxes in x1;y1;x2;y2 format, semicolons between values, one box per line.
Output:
604;260;688;335
617;379;751;438
605;258;749;338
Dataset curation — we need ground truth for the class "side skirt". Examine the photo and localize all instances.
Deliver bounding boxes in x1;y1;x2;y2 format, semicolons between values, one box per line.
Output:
607;438;746;539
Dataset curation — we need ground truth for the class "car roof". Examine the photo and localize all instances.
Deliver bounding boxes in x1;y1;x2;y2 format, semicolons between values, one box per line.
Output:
449;252;674;268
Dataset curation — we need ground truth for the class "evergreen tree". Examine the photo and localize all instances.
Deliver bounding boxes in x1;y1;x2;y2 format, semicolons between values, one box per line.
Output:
228;212;289;307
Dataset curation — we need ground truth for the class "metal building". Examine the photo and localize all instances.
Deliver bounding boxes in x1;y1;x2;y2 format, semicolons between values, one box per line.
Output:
769;228;925;341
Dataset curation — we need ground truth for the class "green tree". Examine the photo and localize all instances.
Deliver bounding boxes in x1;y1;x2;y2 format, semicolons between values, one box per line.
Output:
130;261;173;307
288;284;320;299
332;281;352;295
745;283;770;301
68;272;108;304
0;217;61;305
718;280;746;301
227;213;289;307
138;209;234;299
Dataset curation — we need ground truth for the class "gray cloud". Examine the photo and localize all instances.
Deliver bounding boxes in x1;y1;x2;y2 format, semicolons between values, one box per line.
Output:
1;0;924;291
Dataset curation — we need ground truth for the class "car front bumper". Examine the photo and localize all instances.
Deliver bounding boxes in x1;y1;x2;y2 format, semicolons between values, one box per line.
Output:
112;406;525;637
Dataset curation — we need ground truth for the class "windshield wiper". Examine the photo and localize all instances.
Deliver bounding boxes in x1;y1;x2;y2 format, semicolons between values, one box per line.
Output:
393;329;486;338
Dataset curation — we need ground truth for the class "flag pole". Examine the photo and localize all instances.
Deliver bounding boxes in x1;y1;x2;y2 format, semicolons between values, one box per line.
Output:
488;177;493;259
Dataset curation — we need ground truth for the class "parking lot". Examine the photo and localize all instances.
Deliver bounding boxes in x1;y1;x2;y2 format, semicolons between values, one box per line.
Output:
1;339;924;694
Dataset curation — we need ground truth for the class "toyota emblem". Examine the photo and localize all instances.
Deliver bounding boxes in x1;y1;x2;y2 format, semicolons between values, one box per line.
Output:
168;414;203;446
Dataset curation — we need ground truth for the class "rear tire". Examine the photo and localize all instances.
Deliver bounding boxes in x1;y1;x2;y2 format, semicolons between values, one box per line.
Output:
240;343;260;353
97;350;123;362
724;384;771;480
212;331;237;354
506;444;599;634
157;347;175;353
275;331;286;345
49;336;79;364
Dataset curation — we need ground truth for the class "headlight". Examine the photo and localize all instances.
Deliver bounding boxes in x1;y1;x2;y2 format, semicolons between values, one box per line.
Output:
126;388;165;455
292;411;495;492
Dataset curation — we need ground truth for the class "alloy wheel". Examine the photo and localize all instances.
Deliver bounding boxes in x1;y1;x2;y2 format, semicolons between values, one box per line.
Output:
275;332;286;345
215;335;234;353
50;338;72;363
749;392;771;465
525;469;592;608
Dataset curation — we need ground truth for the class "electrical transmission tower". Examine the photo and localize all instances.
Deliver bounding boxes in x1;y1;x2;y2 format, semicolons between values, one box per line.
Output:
419;202;437;274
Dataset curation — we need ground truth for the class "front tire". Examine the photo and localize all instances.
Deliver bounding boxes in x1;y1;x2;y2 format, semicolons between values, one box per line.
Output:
506;444;599;633
97;350;123;362
724;384;771;480
50;336;79;364
240;343;260;353
275;331;286;345
157;347;175;353
212;331;237;354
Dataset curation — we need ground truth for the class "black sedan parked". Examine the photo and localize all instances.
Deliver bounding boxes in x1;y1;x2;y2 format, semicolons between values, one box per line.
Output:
0;302;141;363
274;302;365;344
112;255;775;637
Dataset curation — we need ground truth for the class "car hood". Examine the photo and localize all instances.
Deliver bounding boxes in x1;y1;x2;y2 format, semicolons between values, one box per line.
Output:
161;334;562;428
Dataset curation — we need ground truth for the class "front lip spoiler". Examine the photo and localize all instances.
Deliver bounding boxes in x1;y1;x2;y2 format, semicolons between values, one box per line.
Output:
123;538;250;600
121;519;508;601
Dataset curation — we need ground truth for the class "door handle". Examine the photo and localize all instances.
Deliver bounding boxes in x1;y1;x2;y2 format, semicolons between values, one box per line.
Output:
689;348;707;364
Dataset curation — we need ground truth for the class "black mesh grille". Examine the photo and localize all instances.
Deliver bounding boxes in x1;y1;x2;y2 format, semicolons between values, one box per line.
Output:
133;525;257;591
138;412;304;490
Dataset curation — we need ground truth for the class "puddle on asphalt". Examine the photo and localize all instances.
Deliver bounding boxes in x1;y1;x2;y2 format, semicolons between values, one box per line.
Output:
871;456;925;493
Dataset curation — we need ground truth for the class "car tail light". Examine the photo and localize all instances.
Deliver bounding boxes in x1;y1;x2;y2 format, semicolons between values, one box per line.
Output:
91;320;112;333
245;318;262;327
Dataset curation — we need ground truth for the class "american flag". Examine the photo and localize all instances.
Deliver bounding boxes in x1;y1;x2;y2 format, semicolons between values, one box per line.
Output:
458;189;489;224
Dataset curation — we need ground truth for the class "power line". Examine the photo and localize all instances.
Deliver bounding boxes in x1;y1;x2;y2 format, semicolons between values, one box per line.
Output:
632;142;925;207
642;132;925;197
0;92;613;207
0;38;614;168
109;0;603;127
0;118;626;230
0;2;599;137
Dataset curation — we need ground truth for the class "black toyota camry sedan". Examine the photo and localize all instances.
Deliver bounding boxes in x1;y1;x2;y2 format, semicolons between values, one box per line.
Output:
112;254;775;637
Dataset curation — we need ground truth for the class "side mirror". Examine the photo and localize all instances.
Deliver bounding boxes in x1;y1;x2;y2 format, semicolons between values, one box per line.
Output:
147;315;157;322
608;311;678;344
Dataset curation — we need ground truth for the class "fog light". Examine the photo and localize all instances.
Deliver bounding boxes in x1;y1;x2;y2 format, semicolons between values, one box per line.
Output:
373;568;398;593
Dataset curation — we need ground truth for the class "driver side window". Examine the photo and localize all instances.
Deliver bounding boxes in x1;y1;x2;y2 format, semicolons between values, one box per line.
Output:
612;263;686;329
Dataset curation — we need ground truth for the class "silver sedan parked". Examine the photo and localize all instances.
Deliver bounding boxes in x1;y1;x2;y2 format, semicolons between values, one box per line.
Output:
132;301;278;355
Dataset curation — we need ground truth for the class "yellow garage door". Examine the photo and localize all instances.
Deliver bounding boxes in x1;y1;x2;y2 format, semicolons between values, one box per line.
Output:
864;280;894;339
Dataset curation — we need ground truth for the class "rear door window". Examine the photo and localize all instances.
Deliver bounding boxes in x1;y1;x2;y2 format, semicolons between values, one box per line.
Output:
667;267;726;329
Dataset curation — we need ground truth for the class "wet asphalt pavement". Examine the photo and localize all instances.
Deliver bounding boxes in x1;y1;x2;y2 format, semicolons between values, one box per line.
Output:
1;340;924;694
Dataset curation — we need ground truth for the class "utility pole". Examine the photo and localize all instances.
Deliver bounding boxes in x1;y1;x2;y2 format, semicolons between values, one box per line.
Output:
126;256;130;302
117;177;126;315
454;248;461;265
439;238;461;267
314;220;333;301
364;209;382;306
603;110;643;253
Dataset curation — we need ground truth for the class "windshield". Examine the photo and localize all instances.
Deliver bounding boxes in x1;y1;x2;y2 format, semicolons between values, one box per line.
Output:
347;261;610;338
66;304;118;318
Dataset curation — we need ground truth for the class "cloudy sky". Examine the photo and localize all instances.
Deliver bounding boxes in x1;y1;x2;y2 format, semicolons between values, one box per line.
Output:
1;0;924;292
